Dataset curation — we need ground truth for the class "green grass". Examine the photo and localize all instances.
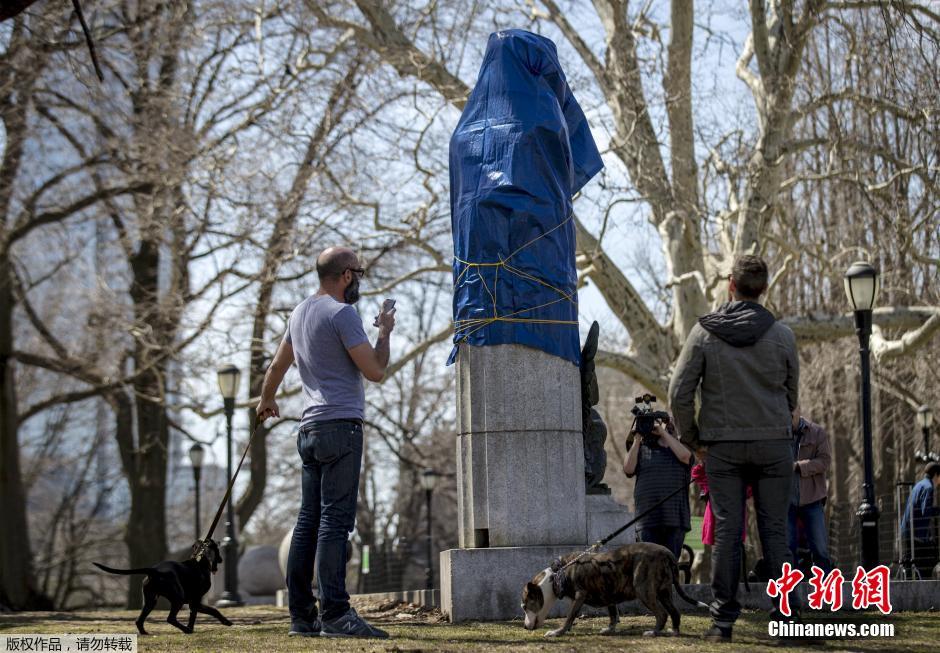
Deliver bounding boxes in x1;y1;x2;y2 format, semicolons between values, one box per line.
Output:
1;601;934;652
684;516;706;552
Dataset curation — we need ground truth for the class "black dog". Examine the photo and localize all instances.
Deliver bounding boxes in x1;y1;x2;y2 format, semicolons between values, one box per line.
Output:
94;539;232;635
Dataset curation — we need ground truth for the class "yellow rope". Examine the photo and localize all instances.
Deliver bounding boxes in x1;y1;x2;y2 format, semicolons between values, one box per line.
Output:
455;294;573;326
506;213;574;260
503;261;575;302
453;213;578;342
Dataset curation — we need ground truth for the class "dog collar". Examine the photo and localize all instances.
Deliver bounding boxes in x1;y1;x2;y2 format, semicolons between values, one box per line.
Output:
551;569;569;598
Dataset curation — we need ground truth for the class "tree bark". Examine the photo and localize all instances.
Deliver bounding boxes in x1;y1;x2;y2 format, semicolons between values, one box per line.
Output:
114;237;169;608
0;13;52;611
0;257;51;610
123;374;169;608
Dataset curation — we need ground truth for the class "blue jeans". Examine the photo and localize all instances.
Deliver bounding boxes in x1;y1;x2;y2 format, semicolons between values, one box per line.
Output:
637;526;686;559
788;499;833;574
286;420;363;622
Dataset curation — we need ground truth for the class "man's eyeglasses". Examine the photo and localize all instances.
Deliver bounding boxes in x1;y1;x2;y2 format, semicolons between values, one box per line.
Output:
345;267;366;278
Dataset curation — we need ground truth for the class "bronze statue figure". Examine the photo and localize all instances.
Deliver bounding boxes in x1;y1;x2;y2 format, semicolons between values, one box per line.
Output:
580;321;610;494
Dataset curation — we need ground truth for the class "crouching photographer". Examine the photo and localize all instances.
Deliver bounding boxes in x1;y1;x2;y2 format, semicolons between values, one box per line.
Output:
622;395;694;559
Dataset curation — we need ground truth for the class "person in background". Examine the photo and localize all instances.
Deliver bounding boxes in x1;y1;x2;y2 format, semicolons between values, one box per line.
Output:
691;449;751;547
788;409;834;574
901;462;940;579
623;418;693;559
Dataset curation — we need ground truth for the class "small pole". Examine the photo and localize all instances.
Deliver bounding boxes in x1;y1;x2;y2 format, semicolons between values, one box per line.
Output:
194;466;202;541
855;309;880;569
218;398;243;606
189;442;205;543
425;487;434;591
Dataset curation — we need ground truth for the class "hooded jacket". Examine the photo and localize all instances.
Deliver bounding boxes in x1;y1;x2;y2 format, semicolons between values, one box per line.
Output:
668;301;799;446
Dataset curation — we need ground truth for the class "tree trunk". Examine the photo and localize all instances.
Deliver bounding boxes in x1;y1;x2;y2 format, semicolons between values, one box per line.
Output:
121;239;169;608
0;257;50;609
0;13;50;612
122;373;169;608
235;357;268;531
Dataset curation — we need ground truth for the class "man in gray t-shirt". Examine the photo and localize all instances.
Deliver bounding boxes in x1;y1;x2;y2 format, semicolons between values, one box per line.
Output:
256;246;395;639
284;295;369;424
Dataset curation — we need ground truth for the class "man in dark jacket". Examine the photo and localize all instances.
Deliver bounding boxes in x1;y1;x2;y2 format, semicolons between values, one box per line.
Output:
669;255;799;642
900;462;940;579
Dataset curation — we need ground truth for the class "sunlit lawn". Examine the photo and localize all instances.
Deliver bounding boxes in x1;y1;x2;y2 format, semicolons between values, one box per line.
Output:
2;601;936;652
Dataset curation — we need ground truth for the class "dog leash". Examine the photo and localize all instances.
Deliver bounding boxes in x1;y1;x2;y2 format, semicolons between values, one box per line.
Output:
558;477;696;571
195;422;261;560
560;482;757;595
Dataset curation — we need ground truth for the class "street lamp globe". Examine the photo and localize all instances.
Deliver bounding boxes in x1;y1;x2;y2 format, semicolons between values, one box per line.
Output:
217;364;241;400
419;468;439;492
917;405;933;430
188;442;205;469
843;261;880;312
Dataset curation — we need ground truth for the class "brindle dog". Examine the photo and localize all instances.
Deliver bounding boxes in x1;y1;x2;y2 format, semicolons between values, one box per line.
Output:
521;542;707;637
94;539;232;635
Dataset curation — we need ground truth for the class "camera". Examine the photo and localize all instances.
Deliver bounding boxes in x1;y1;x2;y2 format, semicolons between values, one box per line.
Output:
630;394;671;446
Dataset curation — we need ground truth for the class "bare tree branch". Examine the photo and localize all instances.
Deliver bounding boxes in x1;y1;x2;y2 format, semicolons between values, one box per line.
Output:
783;307;940;343
6;182;153;250
595;348;669;399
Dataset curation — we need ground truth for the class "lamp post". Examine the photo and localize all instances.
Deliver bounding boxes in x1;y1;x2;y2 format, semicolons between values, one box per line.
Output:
915;405;935;463
216;364;243;607
419;469;439;591
188;443;205;541
844;261;880;569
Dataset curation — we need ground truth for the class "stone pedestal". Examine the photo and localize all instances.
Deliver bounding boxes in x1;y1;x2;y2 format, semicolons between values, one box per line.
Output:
585;494;634;548
443;343;634;622
455;343;585;548
442;546;584;622
441;494;634;622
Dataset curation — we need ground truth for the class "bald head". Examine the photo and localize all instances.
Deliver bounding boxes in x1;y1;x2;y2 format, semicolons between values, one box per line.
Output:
316;247;358;282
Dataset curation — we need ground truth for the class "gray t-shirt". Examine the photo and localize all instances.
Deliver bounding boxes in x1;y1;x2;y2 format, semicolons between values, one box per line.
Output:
284;295;369;425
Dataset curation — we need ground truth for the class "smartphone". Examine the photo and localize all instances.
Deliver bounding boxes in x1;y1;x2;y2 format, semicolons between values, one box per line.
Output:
374;298;396;327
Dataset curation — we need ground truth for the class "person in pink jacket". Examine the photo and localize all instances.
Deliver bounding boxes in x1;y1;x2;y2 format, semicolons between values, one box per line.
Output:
692;450;750;546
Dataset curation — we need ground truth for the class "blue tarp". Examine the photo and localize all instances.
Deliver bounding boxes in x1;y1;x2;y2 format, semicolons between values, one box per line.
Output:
448;29;603;366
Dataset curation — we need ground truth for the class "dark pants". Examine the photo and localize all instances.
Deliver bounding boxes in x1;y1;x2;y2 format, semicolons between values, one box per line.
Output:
286;420;363;622
788;499;833;574
705;439;797;627
637;526;686;559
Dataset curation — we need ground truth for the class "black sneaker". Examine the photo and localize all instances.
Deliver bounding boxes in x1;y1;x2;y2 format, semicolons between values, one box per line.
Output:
288;616;322;637
321;608;389;638
703;625;732;642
